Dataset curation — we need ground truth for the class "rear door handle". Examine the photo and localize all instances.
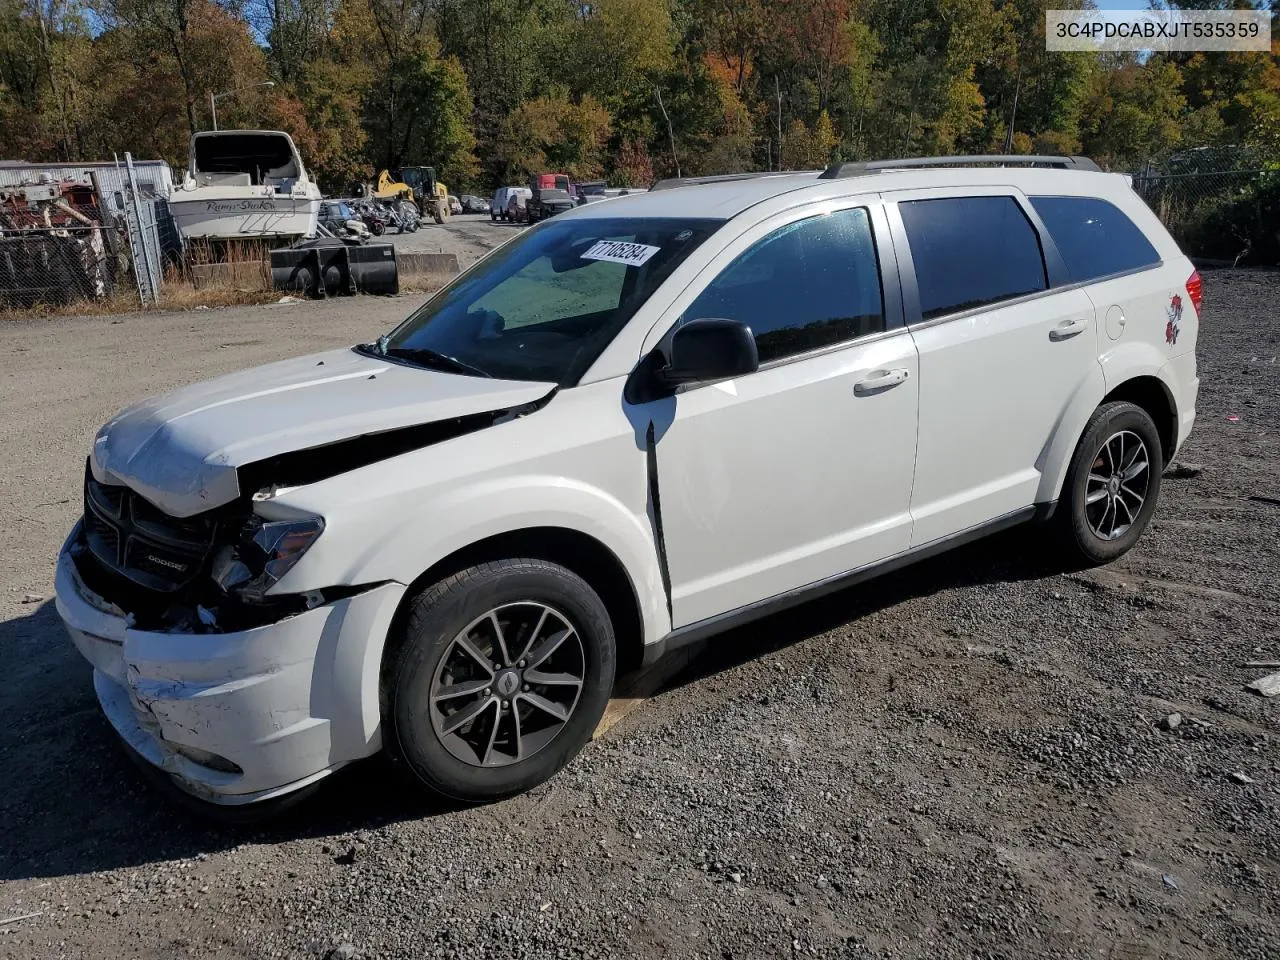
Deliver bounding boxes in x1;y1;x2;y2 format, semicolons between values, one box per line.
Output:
854;368;910;395
1049;318;1090;341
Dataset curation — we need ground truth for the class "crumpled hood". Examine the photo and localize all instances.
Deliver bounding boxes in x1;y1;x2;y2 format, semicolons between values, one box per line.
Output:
90;347;554;518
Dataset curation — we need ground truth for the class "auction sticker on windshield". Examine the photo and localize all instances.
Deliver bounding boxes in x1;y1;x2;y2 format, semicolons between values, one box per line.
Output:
581;240;661;267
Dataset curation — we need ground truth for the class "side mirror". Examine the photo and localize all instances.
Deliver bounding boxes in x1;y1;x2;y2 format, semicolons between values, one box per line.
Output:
663;318;759;385
626;318;758;403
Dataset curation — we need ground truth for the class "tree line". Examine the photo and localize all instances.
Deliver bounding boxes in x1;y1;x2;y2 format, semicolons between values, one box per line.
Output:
1;0;1277;194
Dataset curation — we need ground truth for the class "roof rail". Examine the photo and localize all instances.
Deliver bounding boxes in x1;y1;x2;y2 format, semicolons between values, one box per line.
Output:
649;172;797;191
818;155;1101;179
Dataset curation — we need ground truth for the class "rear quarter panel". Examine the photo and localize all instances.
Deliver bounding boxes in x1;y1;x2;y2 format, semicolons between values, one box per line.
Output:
1040;182;1199;496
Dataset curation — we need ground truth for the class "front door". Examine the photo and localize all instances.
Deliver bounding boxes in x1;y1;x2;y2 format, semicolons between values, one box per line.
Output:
634;203;921;628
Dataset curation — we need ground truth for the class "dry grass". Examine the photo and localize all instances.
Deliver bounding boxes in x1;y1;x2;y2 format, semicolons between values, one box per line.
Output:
0;285;279;322
161;252;274;308
2;242;454;321
0;287;145;322
1;240;278;321
397;272;450;295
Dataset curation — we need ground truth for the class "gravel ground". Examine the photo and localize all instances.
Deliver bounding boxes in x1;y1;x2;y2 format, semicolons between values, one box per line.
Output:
382;212;518;266
0;270;1277;960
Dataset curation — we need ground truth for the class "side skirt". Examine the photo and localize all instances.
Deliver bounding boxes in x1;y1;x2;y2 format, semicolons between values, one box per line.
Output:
642;502;1054;665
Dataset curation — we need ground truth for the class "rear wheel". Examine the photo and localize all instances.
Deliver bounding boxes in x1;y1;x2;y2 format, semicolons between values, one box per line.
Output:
1059;401;1163;565
384;560;616;803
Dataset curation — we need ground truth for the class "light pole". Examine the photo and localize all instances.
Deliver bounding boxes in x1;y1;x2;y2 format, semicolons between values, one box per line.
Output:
210;81;276;131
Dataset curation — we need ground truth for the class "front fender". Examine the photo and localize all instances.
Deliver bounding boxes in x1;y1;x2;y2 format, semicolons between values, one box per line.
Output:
278;473;670;649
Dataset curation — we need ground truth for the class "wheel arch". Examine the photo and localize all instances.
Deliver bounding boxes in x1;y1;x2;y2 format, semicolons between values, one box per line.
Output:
381;526;648;687
1101;375;1177;466
1039;359;1180;505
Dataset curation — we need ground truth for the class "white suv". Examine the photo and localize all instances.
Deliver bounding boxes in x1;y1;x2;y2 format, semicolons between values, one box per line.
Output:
56;156;1200;810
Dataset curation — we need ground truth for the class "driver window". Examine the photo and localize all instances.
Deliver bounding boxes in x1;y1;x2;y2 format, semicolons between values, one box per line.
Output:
682;207;884;363
471;247;630;330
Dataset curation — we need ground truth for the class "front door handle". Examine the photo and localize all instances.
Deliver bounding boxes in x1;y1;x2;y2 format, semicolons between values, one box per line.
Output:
1049;318;1090;341
854;368;910;395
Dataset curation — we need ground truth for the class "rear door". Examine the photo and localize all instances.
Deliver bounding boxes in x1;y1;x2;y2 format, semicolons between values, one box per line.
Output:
888;188;1099;545
1027;194;1193;360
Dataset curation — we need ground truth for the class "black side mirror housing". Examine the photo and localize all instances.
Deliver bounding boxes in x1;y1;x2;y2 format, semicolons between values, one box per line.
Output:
664;318;759;384
626;318;759;403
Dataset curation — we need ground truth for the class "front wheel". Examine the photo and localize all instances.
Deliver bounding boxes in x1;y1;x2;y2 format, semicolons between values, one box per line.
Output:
384;559;616;803
1059;401;1163;565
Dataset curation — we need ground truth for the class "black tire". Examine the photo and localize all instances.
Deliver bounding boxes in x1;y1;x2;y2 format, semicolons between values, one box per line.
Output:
370;220;385;236
1059;401;1163;565
384;559;616;803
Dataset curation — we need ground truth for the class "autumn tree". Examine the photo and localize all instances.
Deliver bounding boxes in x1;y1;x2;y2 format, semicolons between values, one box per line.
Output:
497;92;611;180
1079;58;1186;167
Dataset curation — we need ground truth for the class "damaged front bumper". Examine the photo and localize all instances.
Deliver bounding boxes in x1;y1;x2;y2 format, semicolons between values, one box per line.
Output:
55;529;406;805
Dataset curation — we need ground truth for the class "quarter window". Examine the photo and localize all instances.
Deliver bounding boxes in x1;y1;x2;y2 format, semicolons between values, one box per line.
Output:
900;196;1047;320
1030;196;1160;283
682;207;884;364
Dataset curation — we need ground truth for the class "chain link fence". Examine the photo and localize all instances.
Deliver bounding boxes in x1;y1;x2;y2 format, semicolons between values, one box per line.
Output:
0;154;172;317
0;204;123;313
1130;148;1279;264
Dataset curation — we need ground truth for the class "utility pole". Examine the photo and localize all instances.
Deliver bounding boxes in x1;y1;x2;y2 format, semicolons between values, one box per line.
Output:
654;86;681;179
775;76;783;170
210;81;276;131
1003;64;1022;154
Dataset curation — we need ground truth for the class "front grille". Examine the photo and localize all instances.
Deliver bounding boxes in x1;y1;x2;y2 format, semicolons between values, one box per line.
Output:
82;465;221;594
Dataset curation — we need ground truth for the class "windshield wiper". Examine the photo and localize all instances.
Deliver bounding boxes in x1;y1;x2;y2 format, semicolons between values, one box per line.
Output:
383;345;493;378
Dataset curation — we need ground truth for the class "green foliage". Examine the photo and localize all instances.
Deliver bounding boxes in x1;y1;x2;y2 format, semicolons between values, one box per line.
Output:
1079;59;1187;168
1173;171;1280;264
0;0;1275;197
498;92;611;181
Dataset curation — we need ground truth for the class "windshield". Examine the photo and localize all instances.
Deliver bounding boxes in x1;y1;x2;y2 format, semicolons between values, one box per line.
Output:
375;217;721;385
194;134;297;183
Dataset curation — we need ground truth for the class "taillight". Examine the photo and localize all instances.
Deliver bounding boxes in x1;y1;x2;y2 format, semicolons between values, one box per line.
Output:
1186;270;1203;315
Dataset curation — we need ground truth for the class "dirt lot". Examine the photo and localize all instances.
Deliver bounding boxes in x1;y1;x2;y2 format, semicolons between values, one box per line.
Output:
383;212;517;266
0;271;1277;960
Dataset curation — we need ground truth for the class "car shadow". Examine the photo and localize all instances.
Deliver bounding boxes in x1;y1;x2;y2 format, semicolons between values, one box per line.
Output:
0;524;1065;882
0;601;461;883
654;523;1071;697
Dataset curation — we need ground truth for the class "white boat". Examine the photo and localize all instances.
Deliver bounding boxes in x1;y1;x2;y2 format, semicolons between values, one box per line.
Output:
168;130;321;243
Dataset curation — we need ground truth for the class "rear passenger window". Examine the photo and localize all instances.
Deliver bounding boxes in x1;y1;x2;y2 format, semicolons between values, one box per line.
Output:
683;207;883;364
900;196;1047;320
1030;196;1160;283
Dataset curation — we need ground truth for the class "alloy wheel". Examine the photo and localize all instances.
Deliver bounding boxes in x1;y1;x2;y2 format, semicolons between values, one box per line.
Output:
1084;429;1151;541
429;602;586;767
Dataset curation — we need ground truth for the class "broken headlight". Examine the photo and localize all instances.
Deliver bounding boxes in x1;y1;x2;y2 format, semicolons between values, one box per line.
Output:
212;515;324;601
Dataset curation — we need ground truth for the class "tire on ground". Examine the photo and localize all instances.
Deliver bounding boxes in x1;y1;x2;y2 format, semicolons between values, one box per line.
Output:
1059;400;1164;566
384;558;617;803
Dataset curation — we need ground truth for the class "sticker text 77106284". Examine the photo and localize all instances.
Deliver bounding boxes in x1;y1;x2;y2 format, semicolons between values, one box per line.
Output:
580;240;661;267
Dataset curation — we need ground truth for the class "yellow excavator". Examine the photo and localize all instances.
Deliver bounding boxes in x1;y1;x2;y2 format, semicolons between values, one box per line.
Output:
370;167;450;223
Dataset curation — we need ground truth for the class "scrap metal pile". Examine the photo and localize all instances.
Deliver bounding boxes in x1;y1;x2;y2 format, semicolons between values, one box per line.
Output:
0;178;118;309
